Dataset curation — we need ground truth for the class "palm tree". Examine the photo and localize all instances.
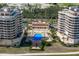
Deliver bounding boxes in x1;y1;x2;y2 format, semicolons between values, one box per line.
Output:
50;29;56;37
41;40;46;51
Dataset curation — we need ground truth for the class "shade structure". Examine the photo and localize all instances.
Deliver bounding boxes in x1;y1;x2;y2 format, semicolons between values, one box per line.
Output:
33;33;43;41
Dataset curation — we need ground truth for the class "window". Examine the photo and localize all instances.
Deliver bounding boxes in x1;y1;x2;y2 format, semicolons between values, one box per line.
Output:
5;13;9;16
1;13;4;16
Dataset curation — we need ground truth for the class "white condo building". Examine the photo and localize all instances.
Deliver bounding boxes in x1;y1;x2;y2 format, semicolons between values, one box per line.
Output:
0;7;23;46
57;6;79;45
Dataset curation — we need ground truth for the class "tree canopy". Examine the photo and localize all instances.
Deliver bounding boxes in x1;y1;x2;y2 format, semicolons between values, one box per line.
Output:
0;4;8;8
22;4;64;19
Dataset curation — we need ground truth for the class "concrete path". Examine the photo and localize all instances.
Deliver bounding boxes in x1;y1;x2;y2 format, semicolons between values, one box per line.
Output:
0;52;79;56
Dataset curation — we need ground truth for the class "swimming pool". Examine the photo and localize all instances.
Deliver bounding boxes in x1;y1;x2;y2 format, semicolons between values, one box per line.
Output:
33;33;44;41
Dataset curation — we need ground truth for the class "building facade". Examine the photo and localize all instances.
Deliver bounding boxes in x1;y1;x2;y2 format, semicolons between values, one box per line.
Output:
0;7;23;46
28;20;49;37
57;7;79;45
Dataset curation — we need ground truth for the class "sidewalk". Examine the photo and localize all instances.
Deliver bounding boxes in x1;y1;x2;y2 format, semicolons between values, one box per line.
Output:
1;51;79;56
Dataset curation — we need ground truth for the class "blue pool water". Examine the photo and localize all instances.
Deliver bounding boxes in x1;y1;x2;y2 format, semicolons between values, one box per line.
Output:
33;33;43;41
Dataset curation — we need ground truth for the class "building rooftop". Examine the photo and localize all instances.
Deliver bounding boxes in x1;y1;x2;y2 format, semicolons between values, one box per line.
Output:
59;6;79;17
32;21;48;25
69;6;79;12
0;7;22;21
0;7;21;16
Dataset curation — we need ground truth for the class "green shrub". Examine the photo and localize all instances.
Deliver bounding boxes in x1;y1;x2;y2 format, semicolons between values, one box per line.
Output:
52;39;57;43
46;42;52;46
41;40;46;51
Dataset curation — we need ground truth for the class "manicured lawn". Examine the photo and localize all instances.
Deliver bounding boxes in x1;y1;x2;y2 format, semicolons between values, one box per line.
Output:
0;47;30;54
0;41;79;54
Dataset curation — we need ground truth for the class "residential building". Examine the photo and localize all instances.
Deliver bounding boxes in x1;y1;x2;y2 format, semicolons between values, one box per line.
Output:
57;6;79;45
0;7;23;46
28;20;49;38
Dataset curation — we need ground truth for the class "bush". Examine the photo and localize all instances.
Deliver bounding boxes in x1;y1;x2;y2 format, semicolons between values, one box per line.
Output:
46;42;52;46
57;39;67;46
52;39;57;43
73;43;79;47
41;40;46;51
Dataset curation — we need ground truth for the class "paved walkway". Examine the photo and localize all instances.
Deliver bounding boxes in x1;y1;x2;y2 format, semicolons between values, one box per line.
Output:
0;52;79;56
